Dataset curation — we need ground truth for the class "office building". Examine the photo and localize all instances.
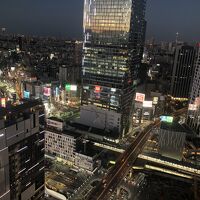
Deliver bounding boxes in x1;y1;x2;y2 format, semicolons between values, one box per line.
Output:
170;45;196;99
45;117;77;165
45;117;100;172
0;100;45;200
190;44;200;103
59;41;82;84
81;0;147;136
187;44;200;134
158;121;186;161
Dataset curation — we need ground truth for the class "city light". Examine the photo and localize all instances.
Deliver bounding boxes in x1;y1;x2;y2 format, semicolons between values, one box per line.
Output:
160;116;174;123
188;104;197;111
43;87;51;97
65;84;78;91
143;101;153;108
1;98;6;107
135;93;145;102
23;91;30;99
95;85;101;93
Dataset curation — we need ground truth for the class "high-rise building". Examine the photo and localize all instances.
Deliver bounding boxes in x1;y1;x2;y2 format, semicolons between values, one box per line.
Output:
81;0;147;136
0;100;45;200
59;41;83;84
187;44;200;135
190;44;200;103
170;45;196;99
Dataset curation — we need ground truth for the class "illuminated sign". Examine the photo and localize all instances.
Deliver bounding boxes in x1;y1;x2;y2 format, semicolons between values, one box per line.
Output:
195;97;200;106
188;104;197;111
135;93;145;102
1;98;6;107
143;101;153;108
55;87;59;97
83;86;89;90
65;84;71;91
95;86;101;93
43;87;51;97
111;88;116;92
71;85;77;91
65;84;77;91
160;116;173;123
153;97;159;105
23;91;30;99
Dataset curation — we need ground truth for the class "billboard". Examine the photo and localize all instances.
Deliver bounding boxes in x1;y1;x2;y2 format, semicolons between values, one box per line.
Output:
153;97;159;105
111;88;116;92
95;85;101;93
43;87;51;97
1;98;6;107
135;93;145;102
195;97;200;106
65;84;78;91
55;87;59;97
143;101;153;108
65;84;71;91
160;116;173;123
71;85;77;91
188;104;197;111
24;91;30;99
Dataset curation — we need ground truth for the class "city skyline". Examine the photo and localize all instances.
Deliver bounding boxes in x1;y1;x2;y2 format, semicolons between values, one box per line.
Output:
0;0;200;42
0;0;200;199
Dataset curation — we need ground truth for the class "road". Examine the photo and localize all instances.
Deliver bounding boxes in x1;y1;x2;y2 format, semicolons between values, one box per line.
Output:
86;107;187;200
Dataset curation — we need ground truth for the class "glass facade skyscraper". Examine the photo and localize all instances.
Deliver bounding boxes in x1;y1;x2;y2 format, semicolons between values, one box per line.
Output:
81;0;146;136
170;45;196;99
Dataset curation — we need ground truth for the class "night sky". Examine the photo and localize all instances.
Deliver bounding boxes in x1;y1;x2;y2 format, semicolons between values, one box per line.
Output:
0;0;200;42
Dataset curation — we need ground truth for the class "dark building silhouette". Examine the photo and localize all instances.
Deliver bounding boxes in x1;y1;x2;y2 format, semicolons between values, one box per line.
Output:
170;45;196;98
0;100;45;200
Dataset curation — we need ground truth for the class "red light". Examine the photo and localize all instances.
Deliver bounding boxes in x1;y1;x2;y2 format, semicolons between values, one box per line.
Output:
95;86;101;93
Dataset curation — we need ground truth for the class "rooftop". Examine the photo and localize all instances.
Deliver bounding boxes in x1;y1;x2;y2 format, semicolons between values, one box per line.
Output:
0;99;43;118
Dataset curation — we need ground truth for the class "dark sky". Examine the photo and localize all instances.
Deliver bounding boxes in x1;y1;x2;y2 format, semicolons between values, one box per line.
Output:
0;0;200;42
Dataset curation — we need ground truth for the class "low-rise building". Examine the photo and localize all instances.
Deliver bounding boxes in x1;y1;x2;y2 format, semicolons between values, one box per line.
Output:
75;153;98;172
45;117;101;172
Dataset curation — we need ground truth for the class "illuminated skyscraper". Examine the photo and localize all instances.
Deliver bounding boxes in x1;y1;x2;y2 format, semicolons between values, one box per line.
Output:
170;45;196;99
81;0;147;136
187;44;200;135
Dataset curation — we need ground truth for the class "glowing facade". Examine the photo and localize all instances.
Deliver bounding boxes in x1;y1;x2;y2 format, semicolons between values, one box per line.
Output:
187;45;200;135
81;0;146;136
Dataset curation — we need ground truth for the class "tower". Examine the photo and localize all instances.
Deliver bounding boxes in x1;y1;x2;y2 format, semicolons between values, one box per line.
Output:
170;45;196;99
81;0;147;137
187;44;200;135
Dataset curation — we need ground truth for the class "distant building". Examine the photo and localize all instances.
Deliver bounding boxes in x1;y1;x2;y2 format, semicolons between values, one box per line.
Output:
190;44;200;103
0;100;45;200
59;41;82;84
81;0;147;137
170;45;196;99
187;44;200;135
